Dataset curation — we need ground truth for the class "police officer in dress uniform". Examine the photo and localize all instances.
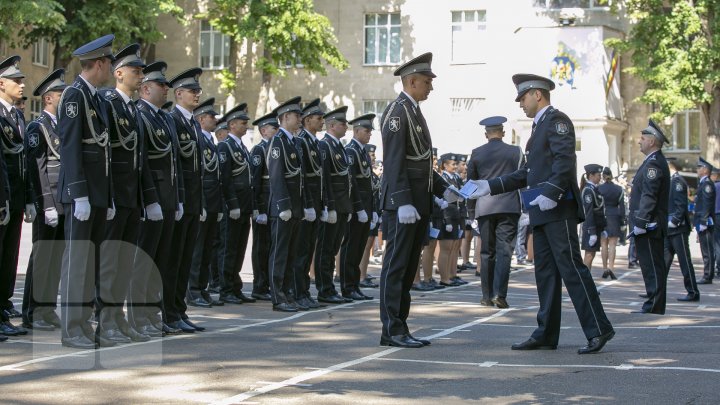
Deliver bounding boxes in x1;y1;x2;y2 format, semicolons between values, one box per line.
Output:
315;106;358;304
131;61;182;337
360;143;382;288
165;68;207;333
249;112;278;302
21;69;66;332
97;44;160;344
629;120;671;314
217;103;256;305
664;158;699;301
209;119;229;293
597;167;626;279
0;56;33;333
340;113;375;301
57;35;116;349
291;99;325;309
379;53;459;348
695;157;716;284
466;116;524;308
580;164;607;276
470;73;614;354
267;97;312;312
187;97;224;308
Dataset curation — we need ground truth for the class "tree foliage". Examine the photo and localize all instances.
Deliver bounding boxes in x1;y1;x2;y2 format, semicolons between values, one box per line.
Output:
0;0;65;46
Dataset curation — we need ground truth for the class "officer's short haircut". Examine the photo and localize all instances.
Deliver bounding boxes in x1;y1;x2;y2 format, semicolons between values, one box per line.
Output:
535;88;551;102
80;57;105;71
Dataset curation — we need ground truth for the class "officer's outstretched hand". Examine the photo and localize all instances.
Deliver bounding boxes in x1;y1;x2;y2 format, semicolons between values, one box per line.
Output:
398;204;420;224
175;203;184;221
217;212;223;222
24;203;37;223
200;208;207;222
357;210;368;223
0;200;9;226
327;210;338;224
44;207;59;227
667;220;677;229
256;213;268;224
529;195;557;211
229;208;242;220
303;208;316;222
468;179;490;199
434;196;449;210
588;234;597;247
74;197;91;221
145;202;163;222
633;226;647;235
443;185;464;203
279;209;292;221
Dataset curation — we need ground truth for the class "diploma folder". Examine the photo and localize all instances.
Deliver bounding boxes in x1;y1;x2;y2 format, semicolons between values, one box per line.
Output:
520;185;573;209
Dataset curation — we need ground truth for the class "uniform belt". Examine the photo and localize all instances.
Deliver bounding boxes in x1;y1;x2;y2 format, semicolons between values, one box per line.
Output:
306;173;319;178
82;138;102;145
262;175;269;179
48;157;60;161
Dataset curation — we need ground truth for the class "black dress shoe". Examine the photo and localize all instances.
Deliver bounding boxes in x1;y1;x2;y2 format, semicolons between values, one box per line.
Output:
343;291;365;301
578;330;615;354
356;289;374;300
631;308;650;314
511;337;557;350
452;276;469;285
411;282;434;291
138;324;163;338
0;335;7;342
169;320;196;333
98;328;132;344
479;299;494;307
44;313;61;328
219;294;243;304
187;297;212;308
23;320;55;331
677;294;700;302
93;333;117;347
492;297;509;309
182;318;206;332
475;271;482;277
295;297;315;310
122;326;151;342
638;293;649;299
61;335;96;349
162;323;182;334
359;279;379;288
463;262;477;270
236;291;257;303
380;334;424;348
698;278;712;284
251;292;272;301
0;321;27;336
4;307;21;318
291;298;309;311
201;291;224;306
317;294;345;304
273;303;298;312
607;270;618;280
439;280;461;287
207;285;221;294
601;270;610;279
407;333;431;346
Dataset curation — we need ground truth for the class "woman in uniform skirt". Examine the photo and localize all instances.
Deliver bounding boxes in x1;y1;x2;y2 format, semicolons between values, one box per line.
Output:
598;167;624;280
580;164;609;277
414;151;446;290
437;154;467;287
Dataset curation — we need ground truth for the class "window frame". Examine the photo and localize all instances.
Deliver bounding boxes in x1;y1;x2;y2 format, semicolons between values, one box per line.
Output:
666;109;702;152
362;99;392;128
363;12;402;66
450;10;488;65
32;38;49;68
198;20;231;70
533;0;611;9
30;98;43;121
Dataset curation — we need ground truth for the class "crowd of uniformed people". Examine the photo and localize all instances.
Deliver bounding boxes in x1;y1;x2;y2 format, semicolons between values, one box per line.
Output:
0;36;717;352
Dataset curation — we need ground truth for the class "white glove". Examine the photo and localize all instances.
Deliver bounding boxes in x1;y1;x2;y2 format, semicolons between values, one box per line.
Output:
320;208;329;222
327;210;337;224
303;208;316;222
357;210;368;223
699;224;708;232
229;208;241;220
445;224;453;232
468;179;490;199
200;208;207;222
465;219;473;226
279;209;292;221
74;197;91;221
372;212;379;224
398;204;421;224
106;201;116;221
434;196;449;210
529;195;558;211
24;203;37;223
667;220;677;229
217;212;223;222
256;213;268;224
601;230;608;239
347;213;352;222
588;234;597;247
443;185;464;203
633;226;647;235
44;207;59;227
378;214;382;224
0;200;8;226
252;210;259;220
175;203;184;221
145;202;163;222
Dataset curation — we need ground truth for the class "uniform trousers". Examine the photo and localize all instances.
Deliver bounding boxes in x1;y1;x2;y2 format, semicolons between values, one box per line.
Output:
209;214;225;289
636;233;669;314
269;217;300;305
0;210;23;312
477;213;519;300
165;214;199;323
529;218;612;344
292;218;319;298
699;228;715;280
59;205;107;339
188;212;219;299
340;214;370;296
129;210;174;328
664;232;699;297
251;220;271;295
315;217;347;297
714;223;720;277
22;215;65;324
97;207;141;331
379;211;428;337
220;215;251;297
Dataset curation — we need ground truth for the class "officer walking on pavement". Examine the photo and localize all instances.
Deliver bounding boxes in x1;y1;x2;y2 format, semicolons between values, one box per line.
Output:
695;157;716;284
469;73;614;354
629;120;671;314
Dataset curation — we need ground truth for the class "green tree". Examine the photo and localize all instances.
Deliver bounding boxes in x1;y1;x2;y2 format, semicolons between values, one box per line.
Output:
204;0;349;111
607;0;720;161
0;0;65;46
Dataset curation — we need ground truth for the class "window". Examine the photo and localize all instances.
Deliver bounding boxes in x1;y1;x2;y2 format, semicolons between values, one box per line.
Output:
665;110;701;152
32;38;49;67
364;13;401;65
199;20;230;69
451;10;487;64
30;99;42;121
533;0;609;8
363;100;391;128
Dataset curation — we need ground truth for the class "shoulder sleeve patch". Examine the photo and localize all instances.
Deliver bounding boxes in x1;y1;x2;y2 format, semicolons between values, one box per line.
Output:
555;121;569;134
675;182;683;192
706;184;713;194
646;167;657;179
